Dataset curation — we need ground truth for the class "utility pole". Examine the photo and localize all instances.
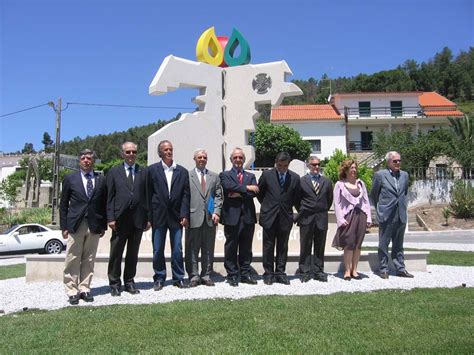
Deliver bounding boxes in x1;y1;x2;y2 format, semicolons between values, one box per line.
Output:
49;98;62;225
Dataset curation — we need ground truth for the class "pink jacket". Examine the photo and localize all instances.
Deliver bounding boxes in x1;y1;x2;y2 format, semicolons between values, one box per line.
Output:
333;180;372;227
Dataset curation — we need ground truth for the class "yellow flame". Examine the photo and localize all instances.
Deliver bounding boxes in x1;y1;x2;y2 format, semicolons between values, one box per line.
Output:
196;27;224;66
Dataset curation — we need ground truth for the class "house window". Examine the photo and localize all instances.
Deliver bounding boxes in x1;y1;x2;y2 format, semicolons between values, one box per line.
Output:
360;132;373;150
390;101;403;117
359;101;371;117
308;139;321;153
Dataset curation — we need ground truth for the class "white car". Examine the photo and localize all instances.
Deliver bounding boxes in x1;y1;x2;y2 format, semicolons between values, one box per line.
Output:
0;223;67;255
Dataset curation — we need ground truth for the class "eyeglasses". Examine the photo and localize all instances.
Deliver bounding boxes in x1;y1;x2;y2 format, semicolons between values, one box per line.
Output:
309;163;320;167
392;160;401;163
125;150;137;155
232;156;244;160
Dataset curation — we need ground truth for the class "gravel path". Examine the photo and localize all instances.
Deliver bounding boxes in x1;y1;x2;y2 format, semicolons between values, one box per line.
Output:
0;265;471;315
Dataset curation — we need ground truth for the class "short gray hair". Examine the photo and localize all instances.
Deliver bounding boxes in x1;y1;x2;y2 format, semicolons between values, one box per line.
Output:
193;148;207;158
306;155;320;165
385;151;400;161
121;142;137;152
230;147;245;160
79;149;95;159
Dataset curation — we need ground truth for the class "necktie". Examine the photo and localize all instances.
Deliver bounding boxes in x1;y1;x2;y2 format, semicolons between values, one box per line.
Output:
128;166;134;186
312;175;320;194
237;171;243;185
85;173;93;198
279;173;285;188
200;171;206;193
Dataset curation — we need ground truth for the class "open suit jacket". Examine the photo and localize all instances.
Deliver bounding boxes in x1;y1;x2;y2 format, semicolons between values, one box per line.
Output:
370;169;409;224
106;163;148;229
257;168;300;230
59;171;107;234
296;174;333;231
147;161;190;229
188;169;223;228
219;169;257;226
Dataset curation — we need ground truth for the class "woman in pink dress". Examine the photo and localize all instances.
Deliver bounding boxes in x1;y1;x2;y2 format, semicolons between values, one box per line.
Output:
332;160;372;280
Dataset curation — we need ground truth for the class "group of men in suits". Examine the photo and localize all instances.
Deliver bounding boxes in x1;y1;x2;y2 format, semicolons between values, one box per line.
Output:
60;144;412;304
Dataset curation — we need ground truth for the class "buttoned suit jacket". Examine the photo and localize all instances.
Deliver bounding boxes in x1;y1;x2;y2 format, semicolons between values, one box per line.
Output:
219;169;257;226
147;161;190;229
106;163;148;229
59;171;107;234
188;168;223;229
370;169;409;224
296;174;333;230
257;168;300;231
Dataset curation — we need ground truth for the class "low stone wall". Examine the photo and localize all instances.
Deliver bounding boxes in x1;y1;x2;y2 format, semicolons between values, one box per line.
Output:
408;179;473;207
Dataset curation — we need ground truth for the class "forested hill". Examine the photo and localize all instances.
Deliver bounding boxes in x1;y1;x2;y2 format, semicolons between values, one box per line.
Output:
283;47;473;105
58;47;472;163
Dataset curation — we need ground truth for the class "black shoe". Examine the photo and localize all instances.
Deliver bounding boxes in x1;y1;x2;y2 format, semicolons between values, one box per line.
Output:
263;276;274;285
379;272;389;279
189;280;200;288
110;287;121;297
300;274;311;283
79;292;94;302
125;284;140;294
351;274;362;280
227;276;238;287
275;275;290;285
240;275;257;285
344;276;351;281
68;294;80;305
153;281;164;291
201;279;215;287
314;273;328;282
173;280;187;289
397;270;414;278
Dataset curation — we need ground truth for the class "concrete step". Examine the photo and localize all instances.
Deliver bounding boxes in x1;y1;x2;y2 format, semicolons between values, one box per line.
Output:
26;251;429;282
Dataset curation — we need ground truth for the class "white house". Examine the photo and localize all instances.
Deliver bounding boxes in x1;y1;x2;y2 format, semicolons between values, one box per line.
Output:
271;91;464;160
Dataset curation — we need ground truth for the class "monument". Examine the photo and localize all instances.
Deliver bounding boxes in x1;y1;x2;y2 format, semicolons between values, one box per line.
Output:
147;27;302;171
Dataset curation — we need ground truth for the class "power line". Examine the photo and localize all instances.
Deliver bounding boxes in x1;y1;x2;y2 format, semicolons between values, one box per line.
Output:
0;103;50;117
66;102;195;110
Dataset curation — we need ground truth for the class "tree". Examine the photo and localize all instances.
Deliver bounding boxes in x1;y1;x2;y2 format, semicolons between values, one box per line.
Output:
447;115;473;176
254;120;311;167
41;132;54;152
21;143;35;154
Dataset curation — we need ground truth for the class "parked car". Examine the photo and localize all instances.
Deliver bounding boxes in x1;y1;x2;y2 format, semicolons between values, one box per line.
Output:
0;224;67;255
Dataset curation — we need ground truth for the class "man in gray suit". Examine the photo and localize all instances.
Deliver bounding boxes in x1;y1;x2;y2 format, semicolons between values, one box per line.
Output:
371;151;414;279
185;149;223;287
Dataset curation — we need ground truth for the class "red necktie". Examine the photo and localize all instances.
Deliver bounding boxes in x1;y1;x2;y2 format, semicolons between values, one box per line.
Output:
237;171;243;184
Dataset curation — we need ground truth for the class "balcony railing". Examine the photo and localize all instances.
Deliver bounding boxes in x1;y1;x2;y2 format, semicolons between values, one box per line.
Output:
344;106;423;119
349;141;373;151
407;167;473;180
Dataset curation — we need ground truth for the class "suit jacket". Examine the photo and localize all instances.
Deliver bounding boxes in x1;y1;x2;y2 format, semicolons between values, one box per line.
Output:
106;163;148;229
188;168;223;228
296;174;333;230
257;168;300;230
147;161;190;229
59;171;107;234
370;168;409;224
219;169;257;226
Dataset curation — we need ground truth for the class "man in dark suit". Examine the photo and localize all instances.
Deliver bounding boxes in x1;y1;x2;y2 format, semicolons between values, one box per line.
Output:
60;149;107;305
257;152;300;285
185;149;223;287
106;142;149;296
297;156;333;283
219;147;258;286
371;151;413;279
147;140;190;290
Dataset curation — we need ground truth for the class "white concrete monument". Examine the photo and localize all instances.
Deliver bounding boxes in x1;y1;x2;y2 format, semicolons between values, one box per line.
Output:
148;27;302;171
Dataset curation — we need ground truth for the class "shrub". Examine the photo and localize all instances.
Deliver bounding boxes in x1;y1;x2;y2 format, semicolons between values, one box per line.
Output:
8;208;52;226
449;180;474;218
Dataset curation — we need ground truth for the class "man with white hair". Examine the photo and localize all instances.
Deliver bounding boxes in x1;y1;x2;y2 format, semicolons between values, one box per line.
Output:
185;149;223;287
371;151;413;279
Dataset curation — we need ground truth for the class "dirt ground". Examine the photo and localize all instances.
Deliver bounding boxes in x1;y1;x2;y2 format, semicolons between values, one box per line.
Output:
415;204;474;231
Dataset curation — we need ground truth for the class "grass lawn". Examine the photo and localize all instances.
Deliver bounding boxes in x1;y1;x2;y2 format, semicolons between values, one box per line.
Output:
0;263;25;280
0;288;472;353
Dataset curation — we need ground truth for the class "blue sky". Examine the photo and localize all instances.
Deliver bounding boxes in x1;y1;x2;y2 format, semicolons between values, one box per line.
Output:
1;0;472;153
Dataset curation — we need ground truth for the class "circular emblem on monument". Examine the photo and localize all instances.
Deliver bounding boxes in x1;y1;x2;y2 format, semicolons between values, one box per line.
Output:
252;73;272;94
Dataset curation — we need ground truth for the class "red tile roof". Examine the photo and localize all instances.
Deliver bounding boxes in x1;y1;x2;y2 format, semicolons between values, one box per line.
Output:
271;104;343;122
419;92;464;117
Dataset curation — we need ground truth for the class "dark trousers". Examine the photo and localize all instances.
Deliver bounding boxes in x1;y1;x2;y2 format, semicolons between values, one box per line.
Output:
262;220;291;276
378;219;406;273
107;213;142;288
185;218;216;282
299;222;327;276
223;219;255;278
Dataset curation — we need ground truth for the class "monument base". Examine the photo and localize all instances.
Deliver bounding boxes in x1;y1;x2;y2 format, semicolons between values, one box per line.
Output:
26;251;428;282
